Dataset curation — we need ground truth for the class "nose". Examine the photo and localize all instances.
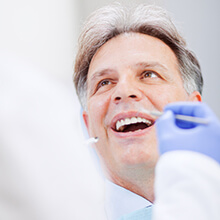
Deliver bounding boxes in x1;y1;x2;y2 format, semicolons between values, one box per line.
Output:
112;78;143;104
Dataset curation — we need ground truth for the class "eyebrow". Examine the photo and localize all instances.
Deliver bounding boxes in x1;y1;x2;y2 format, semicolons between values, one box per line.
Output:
134;62;168;72
89;68;116;84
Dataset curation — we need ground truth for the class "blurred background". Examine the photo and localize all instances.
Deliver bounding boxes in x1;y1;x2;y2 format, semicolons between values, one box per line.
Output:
0;0;219;219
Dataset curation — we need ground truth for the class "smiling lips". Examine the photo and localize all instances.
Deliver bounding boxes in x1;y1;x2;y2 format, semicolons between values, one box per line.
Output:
115;116;154;133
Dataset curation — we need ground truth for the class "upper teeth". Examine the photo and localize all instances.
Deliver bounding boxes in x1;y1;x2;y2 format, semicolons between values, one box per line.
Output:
116;117;152;131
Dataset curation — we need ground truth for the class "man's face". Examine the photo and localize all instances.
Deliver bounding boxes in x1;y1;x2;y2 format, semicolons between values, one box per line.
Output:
83;33;200;181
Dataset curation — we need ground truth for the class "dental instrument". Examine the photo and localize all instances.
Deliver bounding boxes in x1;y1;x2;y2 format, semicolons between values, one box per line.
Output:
84;137;99;145
149;110;209;125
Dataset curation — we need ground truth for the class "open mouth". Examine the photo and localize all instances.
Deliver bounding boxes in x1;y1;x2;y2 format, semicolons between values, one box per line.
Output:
113;117;154;133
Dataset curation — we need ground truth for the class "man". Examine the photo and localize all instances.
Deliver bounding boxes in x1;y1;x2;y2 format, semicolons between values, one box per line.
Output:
73;4;218;220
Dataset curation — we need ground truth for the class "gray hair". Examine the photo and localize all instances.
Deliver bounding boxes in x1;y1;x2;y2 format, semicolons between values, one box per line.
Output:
74;4;203;109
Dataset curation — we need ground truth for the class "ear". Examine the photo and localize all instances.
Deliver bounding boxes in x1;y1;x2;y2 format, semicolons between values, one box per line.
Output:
188;91;202;102
82;110;89;131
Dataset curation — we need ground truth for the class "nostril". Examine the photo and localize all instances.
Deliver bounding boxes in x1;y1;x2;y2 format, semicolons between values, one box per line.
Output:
129;94;137;98
115;96;121;101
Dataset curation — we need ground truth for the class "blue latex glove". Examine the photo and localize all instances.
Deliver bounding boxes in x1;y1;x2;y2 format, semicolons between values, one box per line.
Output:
156;102;220;164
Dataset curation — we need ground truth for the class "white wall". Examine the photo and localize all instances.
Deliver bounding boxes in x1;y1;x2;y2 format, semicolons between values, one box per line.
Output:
0;0;78;82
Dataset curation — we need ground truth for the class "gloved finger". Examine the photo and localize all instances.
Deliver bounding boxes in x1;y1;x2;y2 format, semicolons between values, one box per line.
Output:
192;103;219;122
164;102;200;116
165;102;218;123
164;103;200;129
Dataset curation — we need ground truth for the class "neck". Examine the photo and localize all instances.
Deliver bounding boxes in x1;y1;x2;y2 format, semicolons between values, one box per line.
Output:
109;166;155;203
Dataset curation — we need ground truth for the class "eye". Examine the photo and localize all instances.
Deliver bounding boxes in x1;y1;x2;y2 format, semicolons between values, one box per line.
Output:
141;70;158;79
99;79;111;86
97;79;112;90
100;79;111;86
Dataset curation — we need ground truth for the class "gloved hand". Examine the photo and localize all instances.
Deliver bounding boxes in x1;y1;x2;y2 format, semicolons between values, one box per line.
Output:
156;102;220;164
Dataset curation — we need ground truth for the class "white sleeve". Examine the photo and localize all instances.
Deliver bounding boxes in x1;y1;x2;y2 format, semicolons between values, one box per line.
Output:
152;151;220;220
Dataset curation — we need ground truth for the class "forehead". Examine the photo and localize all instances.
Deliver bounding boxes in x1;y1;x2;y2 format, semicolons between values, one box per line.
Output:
88;32;179;78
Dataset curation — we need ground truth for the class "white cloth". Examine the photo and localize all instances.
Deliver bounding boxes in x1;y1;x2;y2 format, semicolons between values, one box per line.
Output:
153;151;220;220
105;179;152;220
0;51;106;220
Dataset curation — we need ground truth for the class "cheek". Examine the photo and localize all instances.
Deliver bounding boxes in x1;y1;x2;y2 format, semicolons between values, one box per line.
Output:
87;95;111;131
144;85;188;111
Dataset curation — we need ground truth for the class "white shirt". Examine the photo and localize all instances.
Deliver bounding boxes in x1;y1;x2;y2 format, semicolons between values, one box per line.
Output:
105;179;152;220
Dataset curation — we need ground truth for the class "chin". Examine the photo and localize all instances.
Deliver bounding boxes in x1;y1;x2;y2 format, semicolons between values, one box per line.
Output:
118;146;157;166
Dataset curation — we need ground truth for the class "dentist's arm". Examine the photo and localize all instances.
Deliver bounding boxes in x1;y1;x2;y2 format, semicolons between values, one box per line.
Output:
152;102;220;220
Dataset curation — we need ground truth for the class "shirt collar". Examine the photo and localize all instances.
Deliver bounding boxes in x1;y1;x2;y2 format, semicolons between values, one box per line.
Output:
104;179;152;220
